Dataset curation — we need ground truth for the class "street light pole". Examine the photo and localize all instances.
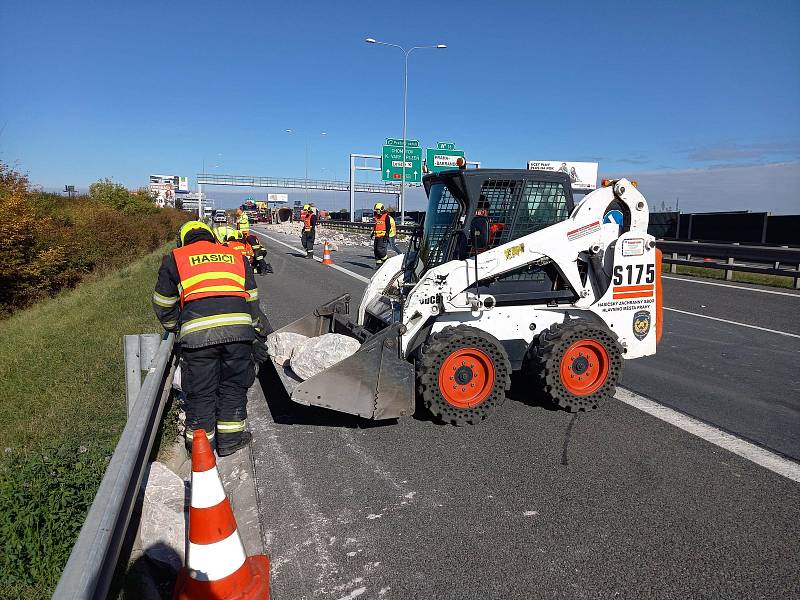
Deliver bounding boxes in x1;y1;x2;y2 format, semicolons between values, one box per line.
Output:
366;38;446;223
287;129;326;206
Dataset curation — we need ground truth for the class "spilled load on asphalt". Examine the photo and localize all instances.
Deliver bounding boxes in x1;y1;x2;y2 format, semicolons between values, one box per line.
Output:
270;167;663;425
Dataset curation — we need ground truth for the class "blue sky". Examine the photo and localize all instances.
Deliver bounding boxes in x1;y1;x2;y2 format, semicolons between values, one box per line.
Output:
1;0;798;213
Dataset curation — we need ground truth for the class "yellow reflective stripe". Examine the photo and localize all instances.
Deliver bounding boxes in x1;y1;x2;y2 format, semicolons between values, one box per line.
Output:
162;320;177;328
246;288;258;302
181;271;246;290
217;421;245;432
185;429;215;440
180;313;253;336
153;291;178;307
184;285;247;298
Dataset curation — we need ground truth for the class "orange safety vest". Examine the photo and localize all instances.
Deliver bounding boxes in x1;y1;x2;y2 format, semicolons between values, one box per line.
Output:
172;240;247;307
374;213;389;238
302;213;314;233
238;240;253;258
227;240;248;255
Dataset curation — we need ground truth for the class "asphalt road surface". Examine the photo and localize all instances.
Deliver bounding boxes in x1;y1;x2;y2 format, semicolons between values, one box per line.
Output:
247;226;800;600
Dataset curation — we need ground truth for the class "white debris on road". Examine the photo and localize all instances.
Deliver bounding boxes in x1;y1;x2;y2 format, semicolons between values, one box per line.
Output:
259;222;373;248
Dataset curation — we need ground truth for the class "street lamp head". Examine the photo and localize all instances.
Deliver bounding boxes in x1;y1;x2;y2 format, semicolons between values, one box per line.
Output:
365;37;377;44
285;128;293;133
436;44;447;49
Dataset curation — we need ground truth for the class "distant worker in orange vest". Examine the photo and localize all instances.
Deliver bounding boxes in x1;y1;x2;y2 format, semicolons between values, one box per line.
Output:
300;203;317;259
371;202;394;266
152;221;270;456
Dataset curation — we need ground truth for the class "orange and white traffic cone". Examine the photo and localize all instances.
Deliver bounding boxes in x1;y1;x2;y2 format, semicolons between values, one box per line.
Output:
174;429;269;600
321;240;334;265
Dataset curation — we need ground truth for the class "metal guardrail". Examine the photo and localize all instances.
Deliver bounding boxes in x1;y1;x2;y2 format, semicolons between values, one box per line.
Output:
53;333;176;600
322;222;800;287
658;240;800;288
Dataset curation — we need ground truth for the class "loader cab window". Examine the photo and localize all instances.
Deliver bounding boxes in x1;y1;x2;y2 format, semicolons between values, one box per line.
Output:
466;179;570;254
418;183;464;269
511;180;570;238
471;179;523;251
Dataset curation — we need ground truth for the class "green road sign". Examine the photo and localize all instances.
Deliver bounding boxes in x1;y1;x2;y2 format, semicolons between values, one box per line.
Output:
385;138;420;149
426;142;465;173
382;143;422;183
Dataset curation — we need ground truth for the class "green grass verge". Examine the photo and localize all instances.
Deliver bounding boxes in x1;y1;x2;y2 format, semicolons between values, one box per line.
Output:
0;242;174;599
663;264;798;289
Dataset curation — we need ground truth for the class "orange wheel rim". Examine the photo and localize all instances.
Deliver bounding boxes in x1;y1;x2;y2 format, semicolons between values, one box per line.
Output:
559;339;609;396
438;347;495;408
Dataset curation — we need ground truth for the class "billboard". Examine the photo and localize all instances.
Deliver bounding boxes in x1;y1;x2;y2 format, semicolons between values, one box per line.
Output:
148;174;185;206
267;193;289;204
526;161;598;191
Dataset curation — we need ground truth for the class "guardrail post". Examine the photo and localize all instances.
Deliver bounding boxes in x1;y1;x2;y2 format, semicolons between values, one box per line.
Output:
124;335;141;415
670;252;678;274
725;257;735;281
795;264;800;290
139;333;161;373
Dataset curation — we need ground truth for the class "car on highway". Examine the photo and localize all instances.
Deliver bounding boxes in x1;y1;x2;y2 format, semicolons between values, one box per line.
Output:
213;210;227;224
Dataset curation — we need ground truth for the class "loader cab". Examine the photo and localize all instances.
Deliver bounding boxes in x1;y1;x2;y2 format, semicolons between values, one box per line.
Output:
416;169;575;271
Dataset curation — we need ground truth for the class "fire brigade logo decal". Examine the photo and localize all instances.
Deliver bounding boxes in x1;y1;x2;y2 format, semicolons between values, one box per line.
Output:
632;310;651;340
504;243;524;260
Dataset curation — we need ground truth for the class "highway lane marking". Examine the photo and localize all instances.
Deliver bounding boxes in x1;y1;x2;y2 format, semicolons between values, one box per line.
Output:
616;388;800;483
254;230;372;283
664;307;800;339
663;276;800;298
256;229;800;479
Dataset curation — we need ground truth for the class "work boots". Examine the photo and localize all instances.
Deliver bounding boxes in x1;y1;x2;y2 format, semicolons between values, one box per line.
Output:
217;431;253;457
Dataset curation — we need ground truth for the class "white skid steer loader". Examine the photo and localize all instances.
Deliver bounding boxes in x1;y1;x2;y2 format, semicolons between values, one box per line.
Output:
272;168;663;425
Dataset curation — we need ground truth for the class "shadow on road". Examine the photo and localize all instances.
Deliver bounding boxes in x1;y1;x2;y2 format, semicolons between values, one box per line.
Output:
257;360;394;429
506;371;561;412
344;260;374;270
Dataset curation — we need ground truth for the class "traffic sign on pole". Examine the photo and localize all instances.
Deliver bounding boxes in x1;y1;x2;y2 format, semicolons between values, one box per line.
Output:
382;141;422;183
385;138;420;148
425;142;465;174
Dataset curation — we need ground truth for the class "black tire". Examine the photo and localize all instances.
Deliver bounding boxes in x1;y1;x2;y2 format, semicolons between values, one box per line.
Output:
417;326;511;426
529;319;623;412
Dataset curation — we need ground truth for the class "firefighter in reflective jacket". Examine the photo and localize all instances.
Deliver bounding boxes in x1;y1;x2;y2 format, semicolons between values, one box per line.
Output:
226;234;247;253
237;208;250;234
245;233;272;274
371;202;393;266
152;221;270;456
300;203;317;259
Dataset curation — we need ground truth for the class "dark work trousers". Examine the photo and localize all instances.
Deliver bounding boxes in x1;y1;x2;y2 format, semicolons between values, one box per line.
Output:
301;230;315;257
374;236;388;265
182;341;255;449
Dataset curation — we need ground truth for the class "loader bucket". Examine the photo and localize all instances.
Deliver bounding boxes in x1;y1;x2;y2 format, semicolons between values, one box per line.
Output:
271;294;415;420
